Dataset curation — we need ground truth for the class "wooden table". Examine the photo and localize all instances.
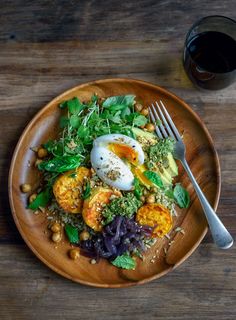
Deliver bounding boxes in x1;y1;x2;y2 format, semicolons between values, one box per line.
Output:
0;1;235;319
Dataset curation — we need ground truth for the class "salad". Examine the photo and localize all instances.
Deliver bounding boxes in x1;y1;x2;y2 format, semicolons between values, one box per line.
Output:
21;94;190;270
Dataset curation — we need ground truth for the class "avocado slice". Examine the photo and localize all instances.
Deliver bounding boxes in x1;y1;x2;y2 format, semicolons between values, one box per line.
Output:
152;154;178;186
132;127;157;141
132;127;178;185
156;167;173;186
166;153;178;177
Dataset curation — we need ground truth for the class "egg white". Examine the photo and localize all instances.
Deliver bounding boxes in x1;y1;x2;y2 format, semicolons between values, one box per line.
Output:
90;146;134;191
93;134;144;165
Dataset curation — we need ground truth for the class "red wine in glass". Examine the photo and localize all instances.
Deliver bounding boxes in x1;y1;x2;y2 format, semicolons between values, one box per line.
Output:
183;16;236;90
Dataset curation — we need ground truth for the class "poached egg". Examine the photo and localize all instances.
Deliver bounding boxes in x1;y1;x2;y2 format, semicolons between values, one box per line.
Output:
90;134;145;190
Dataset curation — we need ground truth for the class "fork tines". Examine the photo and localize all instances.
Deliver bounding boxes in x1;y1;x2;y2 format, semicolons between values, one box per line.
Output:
148;101;181;141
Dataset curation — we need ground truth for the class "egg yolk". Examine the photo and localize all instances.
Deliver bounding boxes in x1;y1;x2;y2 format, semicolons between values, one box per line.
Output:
108;143;139;165
132;165;153;188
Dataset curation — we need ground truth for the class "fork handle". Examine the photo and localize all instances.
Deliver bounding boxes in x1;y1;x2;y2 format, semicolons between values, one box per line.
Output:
181;158;233;249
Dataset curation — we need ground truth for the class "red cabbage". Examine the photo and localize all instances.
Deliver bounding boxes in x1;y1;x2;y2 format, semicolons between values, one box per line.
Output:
79;216;152;261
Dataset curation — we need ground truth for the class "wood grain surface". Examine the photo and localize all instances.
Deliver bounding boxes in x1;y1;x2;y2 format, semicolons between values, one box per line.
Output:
0;0;236;318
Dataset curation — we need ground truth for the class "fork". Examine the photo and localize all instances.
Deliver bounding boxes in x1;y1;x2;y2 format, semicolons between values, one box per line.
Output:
149;101;233;249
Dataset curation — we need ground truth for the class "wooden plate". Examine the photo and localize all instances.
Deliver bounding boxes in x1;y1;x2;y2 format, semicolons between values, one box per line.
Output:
8;78;221;287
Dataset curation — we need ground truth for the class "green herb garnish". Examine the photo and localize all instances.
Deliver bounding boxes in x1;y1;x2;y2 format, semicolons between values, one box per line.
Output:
45;95;142;166
28;188;51;210
143;171;164;188
173;184;190;208
38;156;81;173
111;253;136;270
82;182;91;200
102;95;135;110
102;193;142;225
65;224;79;243
146;138;175;169
133;177;143;199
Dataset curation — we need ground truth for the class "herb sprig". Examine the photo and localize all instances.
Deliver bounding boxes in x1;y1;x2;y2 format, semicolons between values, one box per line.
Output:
43;94;142;167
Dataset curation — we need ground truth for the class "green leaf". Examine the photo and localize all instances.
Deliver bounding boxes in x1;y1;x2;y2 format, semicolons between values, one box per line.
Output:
77;125;90;138
121;106;131;119
82;182;91;199
165;188;174;199
59;116;69;128
69;172;77;178
51;142;64;156
91;94;98;103
133;177;142;200
133;114;148;126
43;140;55;153
59;101;68;109
102;95;135;110
65;224;79;243
38;156;81;173
125;113;148;126
155;119;162;126
121;127;135;139
109;111;122;124
173;184;190;208
70;115;81;128
143;170;164;188
28;188;51;210
111;254;136;270
68;97;84;114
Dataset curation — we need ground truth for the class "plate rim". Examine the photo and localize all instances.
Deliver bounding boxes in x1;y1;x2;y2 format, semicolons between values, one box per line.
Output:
8;77;221;288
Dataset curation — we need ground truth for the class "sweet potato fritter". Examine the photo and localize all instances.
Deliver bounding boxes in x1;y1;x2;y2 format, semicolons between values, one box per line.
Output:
53;167;90;214
136;203;173;238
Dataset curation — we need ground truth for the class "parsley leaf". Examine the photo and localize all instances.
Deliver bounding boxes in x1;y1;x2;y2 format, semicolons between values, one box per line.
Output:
82;182;91;199
133;177;142;200
68;97;84;114
111;254;136;270
65;224;79;243
28;188;51;210
173;184;190;208
143;171;164;188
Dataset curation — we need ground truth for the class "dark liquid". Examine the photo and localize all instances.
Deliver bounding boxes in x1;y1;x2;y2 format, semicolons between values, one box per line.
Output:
184;31;236;89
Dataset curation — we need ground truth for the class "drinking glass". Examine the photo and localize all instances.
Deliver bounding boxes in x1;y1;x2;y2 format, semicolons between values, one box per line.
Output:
183;15;236;90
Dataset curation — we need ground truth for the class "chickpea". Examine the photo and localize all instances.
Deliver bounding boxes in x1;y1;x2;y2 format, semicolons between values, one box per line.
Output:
35;159;43;167
80;230;90;241
29;193;37;203
37;148;48;159
21;183;32;193
90;180;96;188
151;188;158;194
90;259;97;264
51;232;62;243
69;248;80;260
134;103;143;112
140;108;149;116
140;195;146;202
146;194;156;204
145;123;155;132
51;222;61;233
